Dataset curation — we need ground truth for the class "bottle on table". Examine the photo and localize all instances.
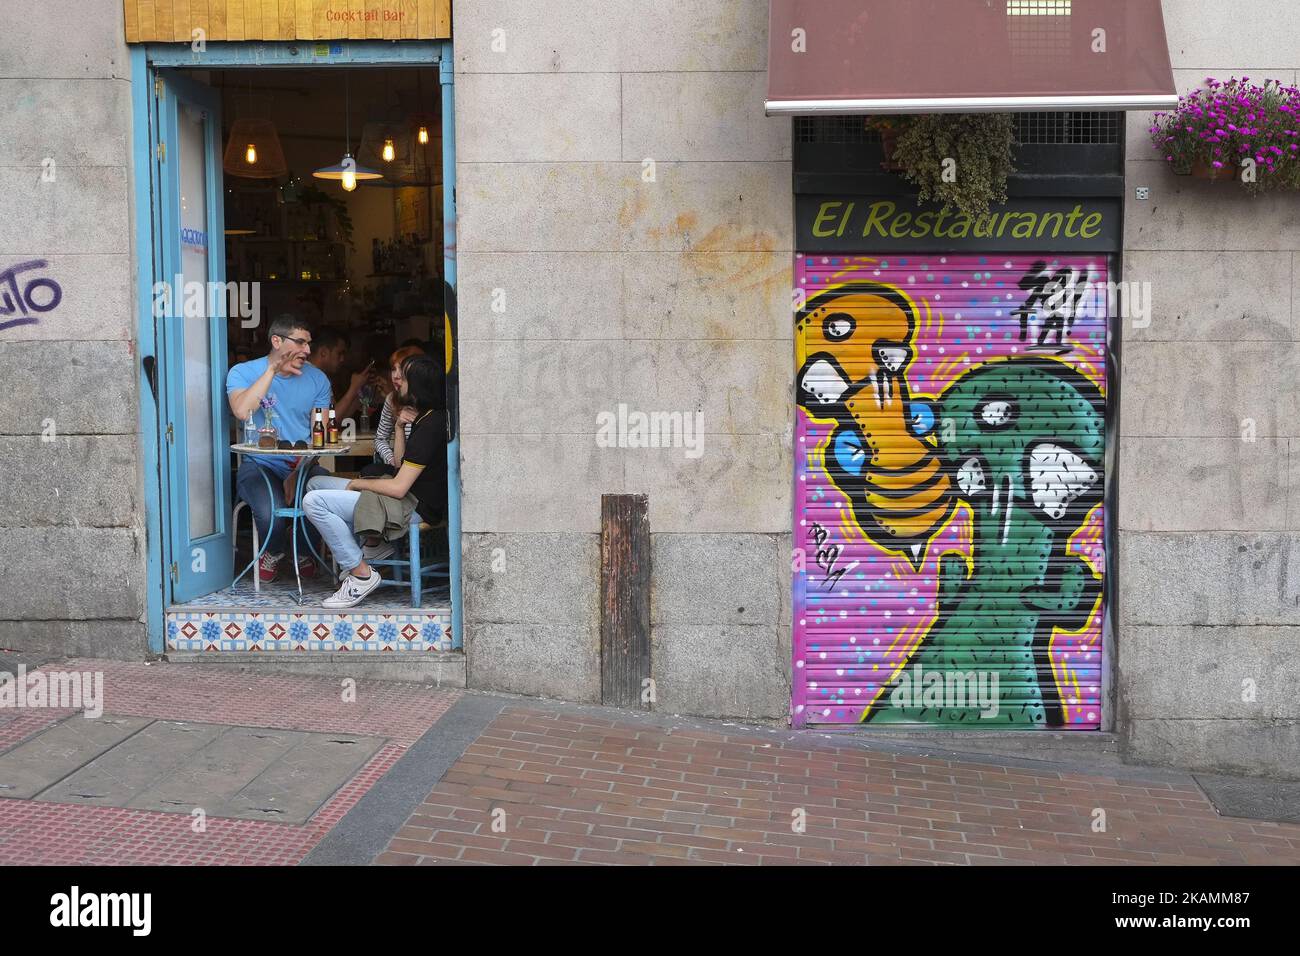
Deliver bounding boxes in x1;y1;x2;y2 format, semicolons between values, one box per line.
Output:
243;415;258;447
327;405;339;445
311;409;325;449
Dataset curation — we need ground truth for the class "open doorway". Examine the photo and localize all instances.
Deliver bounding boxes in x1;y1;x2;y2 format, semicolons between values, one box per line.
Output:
155;62;454;653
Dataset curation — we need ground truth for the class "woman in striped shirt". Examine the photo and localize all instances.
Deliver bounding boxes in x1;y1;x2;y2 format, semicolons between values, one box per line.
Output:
365;344;426;477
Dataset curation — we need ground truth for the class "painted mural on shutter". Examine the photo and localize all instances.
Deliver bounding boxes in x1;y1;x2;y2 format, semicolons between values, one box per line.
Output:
793;254;1109;729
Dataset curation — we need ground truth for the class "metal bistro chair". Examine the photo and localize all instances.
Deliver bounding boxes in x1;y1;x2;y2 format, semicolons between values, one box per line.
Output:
232;449;262;593
232;499;263;592
367;515;449;608
233;449;338;594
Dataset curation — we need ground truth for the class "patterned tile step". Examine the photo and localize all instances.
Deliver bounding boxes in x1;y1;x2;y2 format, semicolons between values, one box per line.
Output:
166;607;453;653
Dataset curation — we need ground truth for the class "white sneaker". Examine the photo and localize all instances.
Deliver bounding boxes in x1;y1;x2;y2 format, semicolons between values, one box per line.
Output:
322;570;382;609
361;540;396;562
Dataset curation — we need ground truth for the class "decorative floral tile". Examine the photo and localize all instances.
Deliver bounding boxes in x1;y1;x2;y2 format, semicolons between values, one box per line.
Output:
166;606;453;653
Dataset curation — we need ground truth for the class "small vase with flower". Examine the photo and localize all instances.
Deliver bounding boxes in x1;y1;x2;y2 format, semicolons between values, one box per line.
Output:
257;395;280;449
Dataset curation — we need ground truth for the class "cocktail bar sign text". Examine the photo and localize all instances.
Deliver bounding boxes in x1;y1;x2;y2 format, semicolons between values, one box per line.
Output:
325;6;410;22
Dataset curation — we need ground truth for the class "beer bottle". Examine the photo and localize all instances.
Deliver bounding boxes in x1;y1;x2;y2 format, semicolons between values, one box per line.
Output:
328;405;340;445
312;409;325;449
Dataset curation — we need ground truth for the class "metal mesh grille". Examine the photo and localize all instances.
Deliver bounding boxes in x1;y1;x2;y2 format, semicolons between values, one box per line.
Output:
1013;112;1121;144
795;116;879;144
1007;9;1073;68
1005;0;1074;15
798;113;1120;146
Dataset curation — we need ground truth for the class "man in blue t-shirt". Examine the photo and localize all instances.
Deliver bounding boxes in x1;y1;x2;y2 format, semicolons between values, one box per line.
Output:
227;314;333;582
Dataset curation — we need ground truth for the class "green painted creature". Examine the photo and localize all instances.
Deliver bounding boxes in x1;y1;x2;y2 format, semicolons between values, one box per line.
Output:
866;358;1105;727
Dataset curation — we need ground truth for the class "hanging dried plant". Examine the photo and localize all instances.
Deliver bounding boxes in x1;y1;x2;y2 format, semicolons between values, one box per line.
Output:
879;114;1018;218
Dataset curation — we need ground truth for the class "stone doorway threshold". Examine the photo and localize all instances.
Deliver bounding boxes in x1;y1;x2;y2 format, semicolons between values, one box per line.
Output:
165;649;465;685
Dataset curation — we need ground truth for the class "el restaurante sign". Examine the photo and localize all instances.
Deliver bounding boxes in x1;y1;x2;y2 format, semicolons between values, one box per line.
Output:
797;196;1121;252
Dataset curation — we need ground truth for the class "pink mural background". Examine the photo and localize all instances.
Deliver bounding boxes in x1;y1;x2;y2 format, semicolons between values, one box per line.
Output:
792;253;1109;728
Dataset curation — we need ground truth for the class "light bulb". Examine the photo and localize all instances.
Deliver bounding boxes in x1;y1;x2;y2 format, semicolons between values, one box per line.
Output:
341;169;357;192
245;143;257;164
417;126;429;145
382;138;395;162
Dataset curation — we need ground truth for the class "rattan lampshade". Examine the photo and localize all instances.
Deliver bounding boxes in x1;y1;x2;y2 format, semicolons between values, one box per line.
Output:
222;118;288;179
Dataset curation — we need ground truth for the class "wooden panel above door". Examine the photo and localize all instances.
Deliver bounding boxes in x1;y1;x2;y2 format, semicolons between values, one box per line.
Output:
124;0;451;41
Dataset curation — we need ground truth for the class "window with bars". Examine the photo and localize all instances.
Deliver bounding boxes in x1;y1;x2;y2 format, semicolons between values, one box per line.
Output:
1006;0;1074;13
795;113;1120;146
1006;2;1074;66
1013;112;1121;144
794;116;878;144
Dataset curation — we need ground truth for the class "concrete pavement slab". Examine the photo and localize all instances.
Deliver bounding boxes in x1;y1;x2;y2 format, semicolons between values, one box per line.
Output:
37;719;227;807
0;714;150;799
227;731;386;824
127;725;307;817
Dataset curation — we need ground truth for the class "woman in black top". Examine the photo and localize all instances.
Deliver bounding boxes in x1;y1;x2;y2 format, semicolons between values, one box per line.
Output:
302;355;446;609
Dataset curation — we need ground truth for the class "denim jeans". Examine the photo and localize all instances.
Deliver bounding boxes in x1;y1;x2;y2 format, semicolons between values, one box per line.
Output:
236;458;327;558
302;475;364;572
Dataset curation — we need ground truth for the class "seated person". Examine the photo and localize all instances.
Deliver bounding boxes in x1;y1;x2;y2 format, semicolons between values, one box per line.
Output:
310;326;374;423
302;356;448;609
226;314;333;582
364;345;427;478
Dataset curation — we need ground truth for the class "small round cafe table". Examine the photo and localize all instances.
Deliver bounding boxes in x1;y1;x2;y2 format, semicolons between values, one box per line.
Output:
230;442;353;604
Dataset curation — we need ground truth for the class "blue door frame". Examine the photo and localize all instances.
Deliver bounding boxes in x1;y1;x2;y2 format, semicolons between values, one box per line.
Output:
155;69;235;603
130;40;460;653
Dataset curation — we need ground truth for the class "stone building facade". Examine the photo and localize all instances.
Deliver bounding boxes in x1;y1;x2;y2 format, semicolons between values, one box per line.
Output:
0;0;1295;778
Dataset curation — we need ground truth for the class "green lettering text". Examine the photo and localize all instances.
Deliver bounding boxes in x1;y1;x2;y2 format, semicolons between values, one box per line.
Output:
862;201;896;238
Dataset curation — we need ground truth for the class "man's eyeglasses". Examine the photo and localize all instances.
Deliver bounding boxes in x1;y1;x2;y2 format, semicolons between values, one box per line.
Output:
275;334;312;348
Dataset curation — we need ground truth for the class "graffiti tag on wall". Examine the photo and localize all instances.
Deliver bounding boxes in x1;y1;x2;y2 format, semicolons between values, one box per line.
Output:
0;259;62;332
793;254;1107;730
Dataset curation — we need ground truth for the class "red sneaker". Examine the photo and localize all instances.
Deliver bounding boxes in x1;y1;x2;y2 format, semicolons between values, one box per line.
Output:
297;555;318;579
257;552;282;583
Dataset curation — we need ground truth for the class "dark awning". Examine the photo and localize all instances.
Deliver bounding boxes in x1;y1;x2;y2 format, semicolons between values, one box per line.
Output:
767;0;1177;115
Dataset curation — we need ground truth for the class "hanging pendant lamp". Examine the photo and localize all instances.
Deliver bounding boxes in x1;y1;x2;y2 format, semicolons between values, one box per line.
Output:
411;72;437;147
357;72;416;181
223;119;288;178
411;114;438;146
222;78;287;180
314;72;381;191
358;120;412;169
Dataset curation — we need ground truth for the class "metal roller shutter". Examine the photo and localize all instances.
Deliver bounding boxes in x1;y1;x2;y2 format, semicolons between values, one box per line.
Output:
793;253;1109;729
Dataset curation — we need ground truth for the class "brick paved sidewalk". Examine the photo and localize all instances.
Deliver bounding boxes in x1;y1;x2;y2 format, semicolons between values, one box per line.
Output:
3;660;1297;867
0;661;459;865
376;705;1300;866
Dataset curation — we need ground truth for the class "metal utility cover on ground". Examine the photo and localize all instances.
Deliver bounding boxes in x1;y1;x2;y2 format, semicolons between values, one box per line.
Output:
0;715;384;825
1195;774;1300;826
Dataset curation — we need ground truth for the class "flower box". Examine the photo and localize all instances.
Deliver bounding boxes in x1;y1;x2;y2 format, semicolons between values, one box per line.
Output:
1151;77;1300;193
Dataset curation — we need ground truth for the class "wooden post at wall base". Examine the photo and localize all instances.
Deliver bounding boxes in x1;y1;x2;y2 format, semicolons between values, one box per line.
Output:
601;494;651;709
